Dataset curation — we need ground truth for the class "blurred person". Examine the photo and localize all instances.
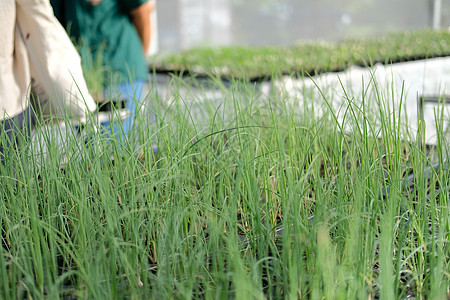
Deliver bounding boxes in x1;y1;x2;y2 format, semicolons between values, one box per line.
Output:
0;0;96;160
50;0;156;148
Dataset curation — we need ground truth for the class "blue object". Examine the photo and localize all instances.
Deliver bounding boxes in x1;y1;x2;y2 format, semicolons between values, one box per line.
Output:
101;80;157;152
101;80;144;144
73;80;157;153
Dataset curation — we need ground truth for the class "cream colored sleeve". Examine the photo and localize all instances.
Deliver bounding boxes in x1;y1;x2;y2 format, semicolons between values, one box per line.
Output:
15;0;96;121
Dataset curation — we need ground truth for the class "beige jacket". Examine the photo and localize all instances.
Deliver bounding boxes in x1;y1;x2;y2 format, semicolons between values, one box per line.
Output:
0;0;96;121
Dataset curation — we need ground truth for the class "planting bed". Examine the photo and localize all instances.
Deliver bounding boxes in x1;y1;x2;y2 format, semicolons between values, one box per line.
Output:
2;75;449;299
151;29;450;80
1;30;449;298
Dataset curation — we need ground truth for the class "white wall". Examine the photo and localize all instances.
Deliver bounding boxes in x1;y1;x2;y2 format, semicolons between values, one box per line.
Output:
147;0;159;57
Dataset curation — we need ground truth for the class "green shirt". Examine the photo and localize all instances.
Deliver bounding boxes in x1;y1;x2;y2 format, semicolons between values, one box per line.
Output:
51;0;149;85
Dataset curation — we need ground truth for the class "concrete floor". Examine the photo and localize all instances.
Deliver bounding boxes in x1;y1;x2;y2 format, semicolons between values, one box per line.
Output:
263;56;450;145
31;56;450;165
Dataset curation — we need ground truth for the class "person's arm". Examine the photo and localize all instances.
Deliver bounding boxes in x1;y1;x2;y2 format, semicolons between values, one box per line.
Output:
16;0;96;120
130;1;154;54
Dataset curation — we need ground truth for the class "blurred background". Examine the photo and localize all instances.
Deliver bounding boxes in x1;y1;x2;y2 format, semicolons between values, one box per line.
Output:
149;0;450;54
